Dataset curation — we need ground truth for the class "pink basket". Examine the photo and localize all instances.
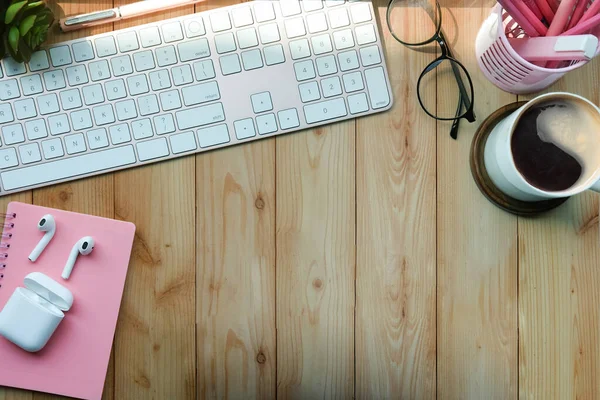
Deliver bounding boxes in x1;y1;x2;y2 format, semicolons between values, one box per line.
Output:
475;4;600;94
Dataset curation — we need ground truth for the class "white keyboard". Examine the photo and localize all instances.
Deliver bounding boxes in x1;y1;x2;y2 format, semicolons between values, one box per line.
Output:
0;0;392;195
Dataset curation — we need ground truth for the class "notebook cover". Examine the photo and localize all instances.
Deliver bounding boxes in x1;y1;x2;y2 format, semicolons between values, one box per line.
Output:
0;202;136;400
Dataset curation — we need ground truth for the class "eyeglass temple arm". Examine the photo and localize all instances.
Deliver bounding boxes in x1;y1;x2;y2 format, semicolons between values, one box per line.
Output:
438;31;474;120
451;100;461;139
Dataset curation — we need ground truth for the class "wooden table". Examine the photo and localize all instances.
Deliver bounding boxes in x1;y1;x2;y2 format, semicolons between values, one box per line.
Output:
1;1;598;399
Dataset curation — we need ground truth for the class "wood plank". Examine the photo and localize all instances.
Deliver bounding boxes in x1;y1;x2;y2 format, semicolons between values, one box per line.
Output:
112;3;196;399
518;64;600;400
275;125;355;397
436;3;518;399
355;1;437;398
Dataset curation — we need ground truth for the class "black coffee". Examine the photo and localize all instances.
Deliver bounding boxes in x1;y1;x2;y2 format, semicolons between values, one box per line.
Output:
511;102;583;192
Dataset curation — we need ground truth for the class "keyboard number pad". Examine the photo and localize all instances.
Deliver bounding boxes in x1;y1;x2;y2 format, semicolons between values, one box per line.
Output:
321;76;342;98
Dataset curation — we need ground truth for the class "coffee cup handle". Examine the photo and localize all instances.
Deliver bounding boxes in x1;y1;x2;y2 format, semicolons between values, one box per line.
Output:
591;179;600;193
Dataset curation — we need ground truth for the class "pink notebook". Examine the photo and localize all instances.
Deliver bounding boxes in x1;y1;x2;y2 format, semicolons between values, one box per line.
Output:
0;202;135;400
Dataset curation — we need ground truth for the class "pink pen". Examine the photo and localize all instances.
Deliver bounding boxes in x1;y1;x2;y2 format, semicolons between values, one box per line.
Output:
547;0;579;36
523;0;544;20
567;0;588;30
498;0;542;36
579;0;600;24
513;0;549;35
563;12;600;35
548;0;560;13
535;0;555;24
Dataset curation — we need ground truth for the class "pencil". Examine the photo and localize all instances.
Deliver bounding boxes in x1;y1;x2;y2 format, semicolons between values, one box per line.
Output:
563;12;600;35
579;0;600;24
514;0;549;35
547;0;579;36
498;0;542;36
523;0;544;20
535;0;555;24
567;0;588;30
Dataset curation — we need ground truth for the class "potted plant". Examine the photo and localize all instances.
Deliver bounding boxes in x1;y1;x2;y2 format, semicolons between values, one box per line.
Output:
0;0;54;63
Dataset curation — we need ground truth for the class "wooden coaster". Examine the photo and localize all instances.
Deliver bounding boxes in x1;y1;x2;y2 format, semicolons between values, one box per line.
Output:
469;101;569;216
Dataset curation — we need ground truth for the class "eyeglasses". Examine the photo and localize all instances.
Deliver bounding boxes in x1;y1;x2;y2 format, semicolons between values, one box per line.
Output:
386;0;476;139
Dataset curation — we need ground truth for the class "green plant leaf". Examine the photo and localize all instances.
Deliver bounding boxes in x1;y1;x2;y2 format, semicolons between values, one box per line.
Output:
19;14;36;36
8;25;20;53
4;0;26;24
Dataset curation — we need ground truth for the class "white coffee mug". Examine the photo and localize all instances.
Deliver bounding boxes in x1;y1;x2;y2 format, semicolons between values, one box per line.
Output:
484;92;600;202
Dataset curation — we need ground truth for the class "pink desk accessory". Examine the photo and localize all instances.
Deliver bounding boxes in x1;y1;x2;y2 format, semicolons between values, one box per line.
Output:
0;202;136;400
508;34;599;61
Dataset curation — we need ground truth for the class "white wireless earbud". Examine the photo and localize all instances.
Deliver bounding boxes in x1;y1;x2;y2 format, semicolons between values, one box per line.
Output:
61;236;95;280
28;215;56;262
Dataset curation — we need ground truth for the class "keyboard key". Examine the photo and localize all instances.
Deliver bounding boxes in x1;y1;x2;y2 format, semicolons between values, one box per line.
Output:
232;6;253;27
115;99;138;121
365;67;390;109
264;44;285;65
0;80;20;100
304;0;323;12
37;93;60;115
162;22;184;43
316;55;337;76
355;24;376;45
111;55;134;77
14;99;37;120
290;38;311;60
285;18;306;38
237;28;259;49
343;71;364;92
242;49;263;70
321;76;342;97
193;60;216;81
294;60;316;81
140;26;162;47
219;54;242;75
117;31;139;52
176;103;225;130
299;81;320;102
1;146;136;191
42;138;64;159
210;12;232;32
259;23;280;44
333;29;354;50
105;79;127;100
0;148;18;169
311;34;333;55
133;50;156;72
154;114;176;135
89;60;111;81
149;69;172;91
132;119;154;140
138;94;160;116
171;65;193;86
326;0;345;6
25;119;48;140
70;109;93;131
82;84;105;105
251;92;273;113
307;13;328;33
256;113;277;135
49;46;72;67
2;124;25;144
3;58;26;76
137;138;169;161
19;143;42;164
29;51;50;71
65;133;87;154
87;128;110;150
95;37;117;57
92;104;115;126
351;2;371;23
184;16;206;38
197;124;230;147
182;81;220;106
304;97;347;123
328;7;350;28
215;33;237;54
43;70;67;90
338;50;360;71
170;131;197;154
127;75;150;96
156;46;178;67
280;0;302;17
48;114;71;135
360;45;382;66
234;118;256;139
254;2;275;22
72;41;95;62
0;104;13;124
278;108;300;130
21;74;44;96
109;124;131;144
178;38;211;62
159;90;182;111
60;88;83;110
66;65;89;86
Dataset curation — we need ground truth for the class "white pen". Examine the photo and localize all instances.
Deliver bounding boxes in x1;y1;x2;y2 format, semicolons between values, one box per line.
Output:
59;0;206;32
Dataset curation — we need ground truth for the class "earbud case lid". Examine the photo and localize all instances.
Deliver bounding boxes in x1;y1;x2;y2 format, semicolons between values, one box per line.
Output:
23;272;73;311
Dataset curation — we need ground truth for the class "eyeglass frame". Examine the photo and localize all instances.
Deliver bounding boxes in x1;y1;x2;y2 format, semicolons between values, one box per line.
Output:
385;0;476;139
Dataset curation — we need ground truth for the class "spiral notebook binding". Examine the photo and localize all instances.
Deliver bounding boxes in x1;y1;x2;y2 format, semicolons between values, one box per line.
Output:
0;212;15;288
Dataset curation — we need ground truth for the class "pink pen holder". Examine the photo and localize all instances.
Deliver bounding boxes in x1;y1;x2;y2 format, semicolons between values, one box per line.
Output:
475;4;600;94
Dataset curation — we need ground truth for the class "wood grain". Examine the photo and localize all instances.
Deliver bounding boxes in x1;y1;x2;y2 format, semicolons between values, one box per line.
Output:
436;3;518;399
355;1;437;398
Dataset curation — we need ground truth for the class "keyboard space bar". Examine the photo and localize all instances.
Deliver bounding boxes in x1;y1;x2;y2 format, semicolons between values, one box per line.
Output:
1;146;136;191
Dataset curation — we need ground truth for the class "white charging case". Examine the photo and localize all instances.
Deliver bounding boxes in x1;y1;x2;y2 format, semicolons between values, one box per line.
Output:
0;272;73;352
